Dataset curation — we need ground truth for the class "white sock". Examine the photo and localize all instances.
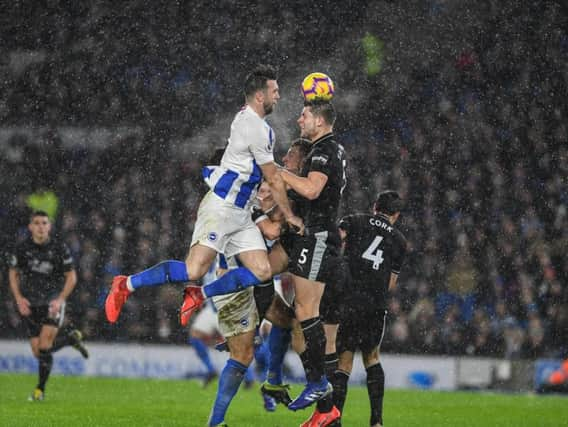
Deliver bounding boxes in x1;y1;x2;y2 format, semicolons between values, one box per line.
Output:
126;276;135;292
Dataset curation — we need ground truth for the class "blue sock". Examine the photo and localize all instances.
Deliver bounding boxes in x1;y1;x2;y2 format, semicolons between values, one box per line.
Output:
189;337;216;375
208;358;248;426
202;267;260;298
244;365;255;384
129;260;189;290
254;340;270;381
267;326;291;385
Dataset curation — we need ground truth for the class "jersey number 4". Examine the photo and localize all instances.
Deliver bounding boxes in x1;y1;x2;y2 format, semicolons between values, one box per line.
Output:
362;236;384;270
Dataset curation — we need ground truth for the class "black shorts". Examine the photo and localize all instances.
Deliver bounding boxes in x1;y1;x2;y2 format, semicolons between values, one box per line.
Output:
254;280;275;321
279;232;298;257
319;256;349;324
22;304;66;338
288;231;339;284
337;305;387;354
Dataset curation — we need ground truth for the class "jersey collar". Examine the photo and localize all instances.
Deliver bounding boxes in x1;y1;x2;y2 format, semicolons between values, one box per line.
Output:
311;132;334;148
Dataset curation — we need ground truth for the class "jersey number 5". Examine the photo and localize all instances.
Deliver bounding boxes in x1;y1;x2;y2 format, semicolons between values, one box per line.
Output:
298;248;309;265
362;236;384;270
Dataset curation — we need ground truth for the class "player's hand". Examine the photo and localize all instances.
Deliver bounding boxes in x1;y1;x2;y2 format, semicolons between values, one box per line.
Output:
286;215;304;235
16;297;31;316
49;298;64;317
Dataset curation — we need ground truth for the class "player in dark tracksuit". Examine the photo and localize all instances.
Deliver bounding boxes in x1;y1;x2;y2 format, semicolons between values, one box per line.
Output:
8;210;88;401
334;191;408;427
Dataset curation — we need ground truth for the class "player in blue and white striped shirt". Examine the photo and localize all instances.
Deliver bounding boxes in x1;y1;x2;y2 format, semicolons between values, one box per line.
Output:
105;65;303;339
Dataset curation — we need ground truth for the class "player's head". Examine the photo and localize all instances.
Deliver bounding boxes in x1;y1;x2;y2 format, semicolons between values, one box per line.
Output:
298;100;336;141
28;210;51;243
283;138;310;174
373;190;403;223
244;65;279;116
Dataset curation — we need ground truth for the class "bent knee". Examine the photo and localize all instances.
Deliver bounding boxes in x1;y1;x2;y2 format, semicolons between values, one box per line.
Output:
185;258;207;281
250;262;272;283
231;349;254;366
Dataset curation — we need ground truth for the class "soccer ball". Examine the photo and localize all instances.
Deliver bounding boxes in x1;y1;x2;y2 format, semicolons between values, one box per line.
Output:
301;72;335;101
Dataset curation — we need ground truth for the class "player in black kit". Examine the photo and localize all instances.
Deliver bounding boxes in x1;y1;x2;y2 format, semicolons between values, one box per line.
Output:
333;191;408;427
279;100;346;425
8;211;88;401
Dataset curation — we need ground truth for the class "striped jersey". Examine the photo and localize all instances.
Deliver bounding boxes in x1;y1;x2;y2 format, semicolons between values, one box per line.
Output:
203;105;275;209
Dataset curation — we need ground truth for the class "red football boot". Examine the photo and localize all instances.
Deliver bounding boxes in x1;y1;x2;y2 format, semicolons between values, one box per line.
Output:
105;275;131;323
180;286;205;326
300;406;341;427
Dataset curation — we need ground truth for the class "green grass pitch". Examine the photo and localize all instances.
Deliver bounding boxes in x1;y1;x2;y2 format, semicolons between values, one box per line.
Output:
1;373;567;426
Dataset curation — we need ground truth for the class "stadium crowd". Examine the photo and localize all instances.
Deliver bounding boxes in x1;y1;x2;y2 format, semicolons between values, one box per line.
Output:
1;0;567;360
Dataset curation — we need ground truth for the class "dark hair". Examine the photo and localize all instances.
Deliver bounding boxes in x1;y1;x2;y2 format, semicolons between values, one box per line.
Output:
208;147;226;165
290;138;311;158
244;65;278;99
30;210;49;221
304;99;336;126
374;190;403;215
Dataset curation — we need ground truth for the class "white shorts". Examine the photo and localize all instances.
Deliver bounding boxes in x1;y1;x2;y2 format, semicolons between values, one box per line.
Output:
213;288;259;338
191;301;219;336
191;192;267;258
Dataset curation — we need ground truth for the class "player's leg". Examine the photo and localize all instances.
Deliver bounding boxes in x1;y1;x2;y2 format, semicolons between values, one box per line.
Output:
105;246;217;323
256;242;292;404
335;350;355;414
32;324;58;400
253;280;275;323
301;322;341;426
363;349;384;427
307;267;345;424
361;310;388;427
202;221;272;297
106;192;224;323
24;309;42;399
51;325;89;359
208;289;258;427
318;323;340;407
260;293;296;406
288;231;342;409
252;335;278;411
180;224;270;326
288;274;331;411
267;241;289;276
333;300;361;418
200;248;271;298
208;330;255;426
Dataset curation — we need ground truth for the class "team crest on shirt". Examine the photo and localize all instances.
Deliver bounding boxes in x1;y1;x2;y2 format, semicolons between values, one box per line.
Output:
208;232;218;242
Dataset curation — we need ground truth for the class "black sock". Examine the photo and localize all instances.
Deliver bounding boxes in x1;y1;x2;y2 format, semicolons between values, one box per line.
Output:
37;349;53;391
324;352;339;383
367;363;385;426
317;352;338;412
51;332;73;353
299;318;326;383
300;350;312;380
333;370;350;413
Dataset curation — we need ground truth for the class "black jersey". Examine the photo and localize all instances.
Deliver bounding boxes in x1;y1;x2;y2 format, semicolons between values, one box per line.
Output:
339;213;407;309
301;133;346;233
8;237;75;306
